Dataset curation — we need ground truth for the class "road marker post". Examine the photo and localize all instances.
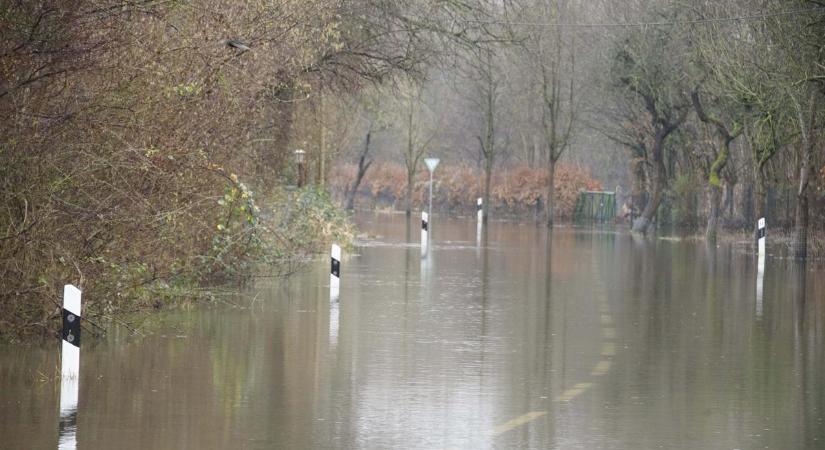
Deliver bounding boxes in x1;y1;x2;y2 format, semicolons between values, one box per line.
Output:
330;244;341;302
59;284;82;450
756;218;766;316
421;212;429;257
476;198;483;247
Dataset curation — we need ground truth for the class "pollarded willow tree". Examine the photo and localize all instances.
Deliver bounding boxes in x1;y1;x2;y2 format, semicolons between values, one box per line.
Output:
694;0;824;257
775;1;824;258
690;86;743;243
608;4;692;234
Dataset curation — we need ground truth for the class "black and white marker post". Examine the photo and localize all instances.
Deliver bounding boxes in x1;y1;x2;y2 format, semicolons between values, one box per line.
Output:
756;218;766;316
421;211;429;257
330;244;341;302
757;217;766;261
476;197;483;246
59;284;82;450
330;244;341;346
423;157;439;258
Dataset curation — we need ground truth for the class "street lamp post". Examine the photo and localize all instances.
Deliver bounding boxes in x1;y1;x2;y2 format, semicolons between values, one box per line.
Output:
424;158;440;221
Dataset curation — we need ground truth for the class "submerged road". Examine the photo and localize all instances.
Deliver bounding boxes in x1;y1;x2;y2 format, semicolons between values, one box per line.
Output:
1;213;824;449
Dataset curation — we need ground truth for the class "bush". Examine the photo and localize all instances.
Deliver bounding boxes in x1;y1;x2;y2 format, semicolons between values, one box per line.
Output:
260;186;356;269
0;1;370;342
0;161;354;342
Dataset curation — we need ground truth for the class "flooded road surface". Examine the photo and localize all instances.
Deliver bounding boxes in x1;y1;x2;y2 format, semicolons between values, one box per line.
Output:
2;213;824;449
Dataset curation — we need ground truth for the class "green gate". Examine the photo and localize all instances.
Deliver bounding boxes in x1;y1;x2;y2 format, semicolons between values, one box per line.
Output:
574;191;616;224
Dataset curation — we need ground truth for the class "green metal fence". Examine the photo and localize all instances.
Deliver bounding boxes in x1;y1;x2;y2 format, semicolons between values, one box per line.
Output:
574;191;616;224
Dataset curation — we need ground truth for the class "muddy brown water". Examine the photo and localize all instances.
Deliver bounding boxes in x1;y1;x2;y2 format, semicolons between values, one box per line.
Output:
1;213;824;449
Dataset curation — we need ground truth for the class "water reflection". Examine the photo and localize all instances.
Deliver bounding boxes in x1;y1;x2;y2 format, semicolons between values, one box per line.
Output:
57;398;77;450
476;220;483;250
757;244;766;317
329;300;339;348
0;215;823;449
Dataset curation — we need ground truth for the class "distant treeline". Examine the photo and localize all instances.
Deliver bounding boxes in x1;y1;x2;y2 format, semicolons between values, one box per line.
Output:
330;163;602;220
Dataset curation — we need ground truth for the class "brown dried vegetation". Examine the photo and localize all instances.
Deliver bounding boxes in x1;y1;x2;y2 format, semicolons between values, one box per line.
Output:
330;163;601;219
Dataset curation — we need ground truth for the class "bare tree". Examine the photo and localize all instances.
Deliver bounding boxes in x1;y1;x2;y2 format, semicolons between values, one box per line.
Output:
399;80;439;217
522;0;578;227
455;0;518;223
344;127;375;211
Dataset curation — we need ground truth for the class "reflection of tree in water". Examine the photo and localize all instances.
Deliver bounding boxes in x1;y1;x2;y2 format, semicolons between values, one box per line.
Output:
540;230;558;443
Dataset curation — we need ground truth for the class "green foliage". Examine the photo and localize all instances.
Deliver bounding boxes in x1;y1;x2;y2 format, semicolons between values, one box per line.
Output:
708;148;727;188
198;175;263;281
265;186;356;261
198;178;355;281
172;81;203;98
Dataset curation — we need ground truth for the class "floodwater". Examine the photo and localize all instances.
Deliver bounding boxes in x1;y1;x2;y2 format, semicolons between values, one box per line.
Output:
1;213;824;449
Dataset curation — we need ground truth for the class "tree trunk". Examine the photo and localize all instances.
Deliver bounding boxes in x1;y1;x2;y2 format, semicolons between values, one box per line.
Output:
319;86;326;188
405;169;414;217
546;156;556;227
632;137;667;234
345;161;371;211
483;157;492;224
705;143;730;242
793;192;809;259
723;182;735;219
482;53;495;226
741;182;754;227
629;156;647;223
405;89;415;218
754;173;767;223
791;90;818;259
691;87;737;240
345;131;372;211
632;172;663;234
706;184;722;244
345;183;358;211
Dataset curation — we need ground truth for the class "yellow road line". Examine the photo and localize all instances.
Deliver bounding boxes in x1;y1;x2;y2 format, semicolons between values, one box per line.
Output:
489;411;547;436
590;360;612;376
601;342;616;356
485;258;618;443
602;328;616;339
555;382;593;402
